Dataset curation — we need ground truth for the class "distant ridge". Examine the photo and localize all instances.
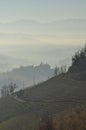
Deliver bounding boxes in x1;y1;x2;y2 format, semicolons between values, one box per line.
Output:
0;63;54;89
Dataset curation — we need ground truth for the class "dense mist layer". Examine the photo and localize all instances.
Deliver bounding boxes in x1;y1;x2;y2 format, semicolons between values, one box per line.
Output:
0;19;85;72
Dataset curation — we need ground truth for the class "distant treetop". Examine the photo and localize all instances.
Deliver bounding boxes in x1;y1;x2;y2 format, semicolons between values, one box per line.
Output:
68;45;86;73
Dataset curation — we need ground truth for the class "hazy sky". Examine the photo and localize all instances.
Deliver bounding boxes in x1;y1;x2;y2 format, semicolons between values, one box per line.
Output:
0;0;86;22
0;0;86;71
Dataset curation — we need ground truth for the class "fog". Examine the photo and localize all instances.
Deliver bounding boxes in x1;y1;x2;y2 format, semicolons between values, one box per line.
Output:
0;43;83;72
0;19;85;72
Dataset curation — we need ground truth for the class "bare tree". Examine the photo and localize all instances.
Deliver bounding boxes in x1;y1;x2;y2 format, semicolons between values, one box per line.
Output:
54;66;60;76
8;82;18;95
1;82;18;97
1;85;9;97
60;65;67;74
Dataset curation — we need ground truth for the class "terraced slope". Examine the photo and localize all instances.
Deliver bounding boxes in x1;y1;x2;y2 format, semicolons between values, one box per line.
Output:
19;75;86;113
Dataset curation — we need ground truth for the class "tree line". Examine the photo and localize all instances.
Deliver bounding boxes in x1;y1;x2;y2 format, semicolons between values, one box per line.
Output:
68;45;86;72
1;82;17;97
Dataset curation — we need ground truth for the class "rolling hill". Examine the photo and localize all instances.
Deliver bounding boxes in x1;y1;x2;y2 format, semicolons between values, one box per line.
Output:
0;46;86;130
0;71;85;130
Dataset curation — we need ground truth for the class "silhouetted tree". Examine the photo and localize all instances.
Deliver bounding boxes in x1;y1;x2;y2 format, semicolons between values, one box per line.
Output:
1;82;18;97
68;45;86;72
54;66;58;76
54;65;67;77
60;65;67;74
8;82;17;95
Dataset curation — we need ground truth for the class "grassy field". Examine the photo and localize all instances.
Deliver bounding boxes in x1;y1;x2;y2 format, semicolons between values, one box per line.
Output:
0;114;39;130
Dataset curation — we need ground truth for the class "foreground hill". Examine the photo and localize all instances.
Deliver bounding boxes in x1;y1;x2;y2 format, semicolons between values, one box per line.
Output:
17;74;86;112
0;72;86;130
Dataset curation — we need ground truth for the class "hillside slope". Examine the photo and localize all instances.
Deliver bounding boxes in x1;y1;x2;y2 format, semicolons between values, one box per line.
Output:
18;75;86;112
0;74;86;130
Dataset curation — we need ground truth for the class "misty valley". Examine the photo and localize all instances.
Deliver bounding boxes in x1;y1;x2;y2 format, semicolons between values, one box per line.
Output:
0;0;86;130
